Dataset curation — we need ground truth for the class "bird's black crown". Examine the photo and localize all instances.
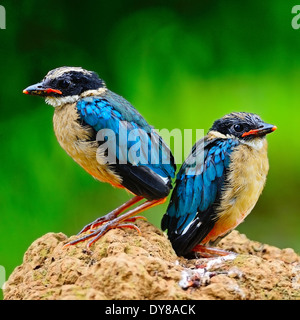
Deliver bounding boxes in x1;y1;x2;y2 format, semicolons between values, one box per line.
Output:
42;67;106;97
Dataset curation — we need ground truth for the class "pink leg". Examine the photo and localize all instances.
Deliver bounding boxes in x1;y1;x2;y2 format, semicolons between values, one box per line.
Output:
192;244;233;258
64;197;167;248
77;195;144;234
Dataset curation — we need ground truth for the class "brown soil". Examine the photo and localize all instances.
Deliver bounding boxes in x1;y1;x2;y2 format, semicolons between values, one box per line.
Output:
3;220;300;300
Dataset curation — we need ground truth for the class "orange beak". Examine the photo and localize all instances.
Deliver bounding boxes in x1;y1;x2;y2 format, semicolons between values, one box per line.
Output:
242;124;277;137
23;82;62;96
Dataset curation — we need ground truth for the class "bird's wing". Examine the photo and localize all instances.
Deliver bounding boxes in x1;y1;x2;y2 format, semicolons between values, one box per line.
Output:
76;92;176;200
161;137;239;255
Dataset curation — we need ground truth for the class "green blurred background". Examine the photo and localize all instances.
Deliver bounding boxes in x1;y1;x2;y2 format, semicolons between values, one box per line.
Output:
1;0;300;298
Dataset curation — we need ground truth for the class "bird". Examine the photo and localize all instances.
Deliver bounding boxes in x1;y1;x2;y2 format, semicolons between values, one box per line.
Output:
23;66;176;248
161;112;276;258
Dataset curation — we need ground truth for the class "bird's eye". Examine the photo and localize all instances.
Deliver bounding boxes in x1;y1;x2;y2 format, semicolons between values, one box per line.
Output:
58;79;70;89
233;124;244;132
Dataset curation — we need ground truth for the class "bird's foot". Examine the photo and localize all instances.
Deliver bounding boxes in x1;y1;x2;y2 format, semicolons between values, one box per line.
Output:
78;215;147;235
191;244;235;258
89;215;147;233
77;195;144;235
64;221;142;249
77;211;120;235
64;197;165;250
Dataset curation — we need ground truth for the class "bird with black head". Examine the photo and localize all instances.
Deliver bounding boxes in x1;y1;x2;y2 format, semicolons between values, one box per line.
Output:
162;112;276;257
24;67;176;248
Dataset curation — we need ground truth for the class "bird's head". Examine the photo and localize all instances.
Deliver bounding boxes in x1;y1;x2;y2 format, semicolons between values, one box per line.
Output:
210;112;277;147
23;67;106;107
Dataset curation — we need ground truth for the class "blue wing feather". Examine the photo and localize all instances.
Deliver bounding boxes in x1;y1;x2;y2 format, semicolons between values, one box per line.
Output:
161;137;239;255
76;91;176;200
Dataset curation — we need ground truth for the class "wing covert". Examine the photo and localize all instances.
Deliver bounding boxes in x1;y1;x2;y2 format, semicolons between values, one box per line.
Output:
77;94;176;200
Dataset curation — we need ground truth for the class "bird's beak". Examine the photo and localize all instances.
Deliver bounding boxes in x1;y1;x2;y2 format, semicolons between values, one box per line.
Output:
242;123;277;138
23;82;62;96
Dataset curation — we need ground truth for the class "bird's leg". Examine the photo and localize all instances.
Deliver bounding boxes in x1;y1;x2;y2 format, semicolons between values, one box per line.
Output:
120;216;148;223
77;195;144;234
191;244;234;258
90;215;147;231
64;197;167;248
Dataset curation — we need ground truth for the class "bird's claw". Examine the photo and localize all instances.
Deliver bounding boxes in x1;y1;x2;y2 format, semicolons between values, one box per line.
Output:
78;215;147;235
64;221;142;249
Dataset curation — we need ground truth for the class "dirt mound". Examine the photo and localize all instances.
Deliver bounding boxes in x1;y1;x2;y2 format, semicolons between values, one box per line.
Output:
3;220;300;300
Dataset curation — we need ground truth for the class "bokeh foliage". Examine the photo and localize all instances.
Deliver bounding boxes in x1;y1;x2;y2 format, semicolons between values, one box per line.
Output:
1;0;300;297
